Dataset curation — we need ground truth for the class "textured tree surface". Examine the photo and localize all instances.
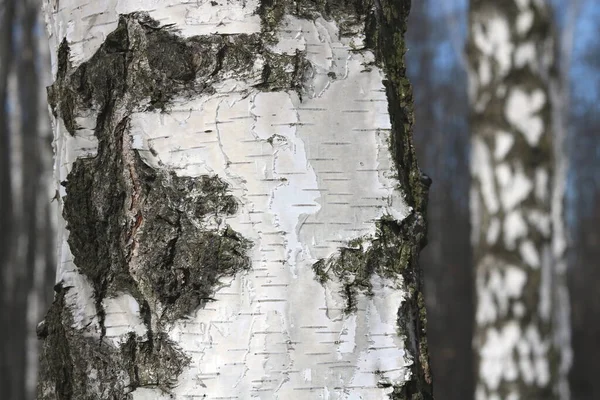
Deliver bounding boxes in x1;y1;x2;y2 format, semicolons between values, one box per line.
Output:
468;0;570;399
39;0;433;399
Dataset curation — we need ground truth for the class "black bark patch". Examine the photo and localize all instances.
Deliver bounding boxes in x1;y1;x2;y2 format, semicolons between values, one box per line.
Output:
37;285;189;400
65;140;252;320
313;217;410;310
258;0;375;37
257;50;312;93
121;332;188;391
38;285;129;400
52;13;286;325
49;13;314;124
37;285;74;400
133;172;252;320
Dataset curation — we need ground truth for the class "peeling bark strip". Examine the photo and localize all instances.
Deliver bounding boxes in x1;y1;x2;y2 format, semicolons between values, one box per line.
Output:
468;0;570;399
40;1;432;399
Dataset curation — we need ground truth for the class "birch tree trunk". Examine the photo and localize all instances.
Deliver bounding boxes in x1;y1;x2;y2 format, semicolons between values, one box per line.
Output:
468;0;571;398
38;0;433;398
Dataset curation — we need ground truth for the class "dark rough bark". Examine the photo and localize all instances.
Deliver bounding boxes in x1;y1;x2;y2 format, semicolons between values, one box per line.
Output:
366;3;434;393
40;1;433;398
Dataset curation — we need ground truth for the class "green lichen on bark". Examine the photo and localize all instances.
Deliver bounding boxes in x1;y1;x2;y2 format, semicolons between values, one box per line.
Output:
258;0;374;37
47;13;313;122
37;284;188;400
65;142;252;322
312;216;420;311
121;332;189;391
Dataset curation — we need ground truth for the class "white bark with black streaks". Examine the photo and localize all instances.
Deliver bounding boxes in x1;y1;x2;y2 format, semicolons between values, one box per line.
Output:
41;0;431;399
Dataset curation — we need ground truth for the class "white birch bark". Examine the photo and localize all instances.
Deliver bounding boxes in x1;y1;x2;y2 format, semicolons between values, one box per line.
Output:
468;0;571;398
38;1;433;399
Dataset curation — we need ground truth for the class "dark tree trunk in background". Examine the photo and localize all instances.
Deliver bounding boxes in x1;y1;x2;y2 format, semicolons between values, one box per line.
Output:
0;1;56;400
468;0;570;398
568;23;600;394
407;2;474;400
569;196;600;400
0;1;17;393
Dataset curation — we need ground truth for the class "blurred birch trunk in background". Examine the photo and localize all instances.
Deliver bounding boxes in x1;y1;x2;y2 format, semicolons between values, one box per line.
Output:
468;0;571;398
